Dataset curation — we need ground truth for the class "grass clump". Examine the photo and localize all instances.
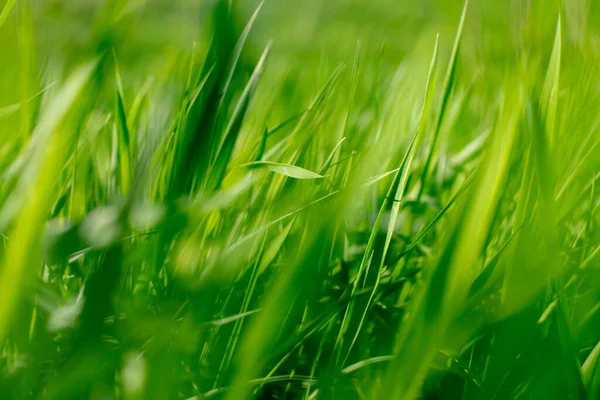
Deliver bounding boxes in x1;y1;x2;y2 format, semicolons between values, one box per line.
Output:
1;0;600;399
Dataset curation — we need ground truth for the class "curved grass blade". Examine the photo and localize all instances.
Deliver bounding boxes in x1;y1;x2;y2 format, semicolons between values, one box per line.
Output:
217;0;265;112
243;161;323;180
582;340;600;398
541;16;561;152
379;73;524;400
334;35;439;368
0;60;98;346
168;0;239;197
18;0;35;139
418;0;468;201
113;51;132;194
0;0;17;29
204;42;272;192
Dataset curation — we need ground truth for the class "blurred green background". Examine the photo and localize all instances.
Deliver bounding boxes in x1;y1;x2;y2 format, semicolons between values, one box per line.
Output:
2;0;596;98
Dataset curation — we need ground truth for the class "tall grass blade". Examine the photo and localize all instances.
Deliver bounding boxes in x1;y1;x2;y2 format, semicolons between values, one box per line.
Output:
418;0;468;200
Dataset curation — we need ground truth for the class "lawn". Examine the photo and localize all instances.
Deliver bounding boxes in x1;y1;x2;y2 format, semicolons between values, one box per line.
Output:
1;0;600;399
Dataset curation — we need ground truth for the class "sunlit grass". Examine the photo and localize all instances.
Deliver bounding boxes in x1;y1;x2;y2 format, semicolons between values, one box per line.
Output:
1;0;600;399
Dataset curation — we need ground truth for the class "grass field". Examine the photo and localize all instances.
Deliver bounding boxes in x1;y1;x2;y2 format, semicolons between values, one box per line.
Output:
1;0;600;398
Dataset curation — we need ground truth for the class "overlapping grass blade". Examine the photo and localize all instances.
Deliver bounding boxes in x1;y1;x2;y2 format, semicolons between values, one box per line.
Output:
333;34;439;369
418;0;468;200
0;60;98;345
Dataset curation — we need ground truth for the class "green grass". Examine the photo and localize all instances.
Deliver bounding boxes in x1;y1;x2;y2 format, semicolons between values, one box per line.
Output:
1;0;600;399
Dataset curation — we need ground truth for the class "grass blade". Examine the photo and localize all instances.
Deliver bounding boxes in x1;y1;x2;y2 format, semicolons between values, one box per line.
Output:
418;0;468;200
